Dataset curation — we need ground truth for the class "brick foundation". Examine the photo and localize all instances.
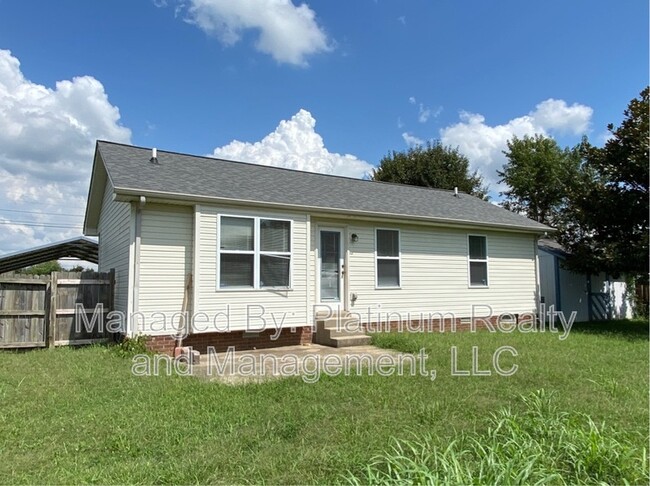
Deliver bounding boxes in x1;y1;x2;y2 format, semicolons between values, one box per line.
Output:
145;335;177;355
362;314;523;334
143;314;528;355
145;326;313;355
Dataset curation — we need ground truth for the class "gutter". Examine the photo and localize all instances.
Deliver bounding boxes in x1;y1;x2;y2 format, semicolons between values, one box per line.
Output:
112;187;553;235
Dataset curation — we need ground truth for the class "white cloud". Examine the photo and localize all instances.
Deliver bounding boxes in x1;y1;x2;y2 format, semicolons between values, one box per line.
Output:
440;98;593;188
402;132;424;147
185;0;332;66
418;103;431;123
407;96;441;123
397;15;406;25
531;98;592;134
211;109;373;178
0;49;131;255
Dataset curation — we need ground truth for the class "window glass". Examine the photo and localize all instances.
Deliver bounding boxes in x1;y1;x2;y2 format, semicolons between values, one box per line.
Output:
260;254;290;287
377;229;399;257
468;235;486;260
469;261;488;286
377;259;400;287
260;219;290;253
220;217;254;251
220;253;254;287
218;216;292;289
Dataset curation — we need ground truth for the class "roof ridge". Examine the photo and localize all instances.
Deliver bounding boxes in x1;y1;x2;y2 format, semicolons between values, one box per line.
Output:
96;140;465;197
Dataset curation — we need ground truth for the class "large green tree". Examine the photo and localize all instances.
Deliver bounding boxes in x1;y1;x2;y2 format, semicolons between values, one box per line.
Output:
498;134;582;226
372;141;488;199
499;88;648;278
557;87;649;277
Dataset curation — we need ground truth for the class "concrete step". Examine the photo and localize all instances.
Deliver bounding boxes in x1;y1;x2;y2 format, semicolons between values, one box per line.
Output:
317;317;364;331
326;328;368;338
330;335;372;347
313;317;371;348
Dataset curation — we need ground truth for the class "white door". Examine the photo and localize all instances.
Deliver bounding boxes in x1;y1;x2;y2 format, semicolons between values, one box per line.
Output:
319;229;344;303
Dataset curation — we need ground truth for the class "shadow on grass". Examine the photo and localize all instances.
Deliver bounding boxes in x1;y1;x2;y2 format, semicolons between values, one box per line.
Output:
570;319;649;341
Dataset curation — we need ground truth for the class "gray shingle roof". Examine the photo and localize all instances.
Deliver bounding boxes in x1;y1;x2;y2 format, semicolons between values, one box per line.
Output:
96;141;551;233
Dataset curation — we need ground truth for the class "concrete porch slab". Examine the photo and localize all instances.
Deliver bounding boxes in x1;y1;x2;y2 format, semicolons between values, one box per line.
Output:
192;344;412;385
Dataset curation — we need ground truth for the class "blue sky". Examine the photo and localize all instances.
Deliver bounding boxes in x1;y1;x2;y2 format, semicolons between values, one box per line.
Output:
0;0;647;254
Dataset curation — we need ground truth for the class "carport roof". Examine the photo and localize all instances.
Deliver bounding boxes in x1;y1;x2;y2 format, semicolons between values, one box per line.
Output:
0;237;98;274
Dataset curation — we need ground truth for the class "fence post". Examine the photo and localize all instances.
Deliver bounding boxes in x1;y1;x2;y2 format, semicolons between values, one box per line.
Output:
48;272;58;348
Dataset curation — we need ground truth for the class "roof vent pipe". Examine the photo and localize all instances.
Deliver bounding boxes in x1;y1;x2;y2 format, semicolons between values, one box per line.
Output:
150;147;158;164
454;187;459;197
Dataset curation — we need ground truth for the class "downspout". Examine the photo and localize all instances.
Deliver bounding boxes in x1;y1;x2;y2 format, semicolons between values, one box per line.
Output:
534;235;541;322
554;254;562;312
131;196;144;338
305;215;312;327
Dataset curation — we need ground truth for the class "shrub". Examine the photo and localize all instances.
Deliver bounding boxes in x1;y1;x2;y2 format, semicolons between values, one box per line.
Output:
109;334;150;358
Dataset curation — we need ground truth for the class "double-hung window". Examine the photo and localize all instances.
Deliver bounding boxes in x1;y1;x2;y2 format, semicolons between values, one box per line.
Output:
376;229;400;288
218;216;291;289
468;235;488;287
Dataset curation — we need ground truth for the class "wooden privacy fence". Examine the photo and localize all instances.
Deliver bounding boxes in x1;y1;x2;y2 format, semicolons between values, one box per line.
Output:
0;271;114;349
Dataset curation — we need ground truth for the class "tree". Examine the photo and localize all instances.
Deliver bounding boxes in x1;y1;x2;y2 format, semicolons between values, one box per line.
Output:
558;87;649;277
498;134;582;226
372;141;489;199
68;264;90;272
499;88;648;278
18;260;63;275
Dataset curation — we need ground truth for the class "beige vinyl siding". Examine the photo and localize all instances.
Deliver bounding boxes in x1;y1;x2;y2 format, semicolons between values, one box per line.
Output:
312;219;538;321
137;204;193;335
196;204;309;333
97;181;132;329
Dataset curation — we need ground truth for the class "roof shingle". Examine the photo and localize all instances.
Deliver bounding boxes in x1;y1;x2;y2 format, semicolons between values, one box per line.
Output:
97;141;550;233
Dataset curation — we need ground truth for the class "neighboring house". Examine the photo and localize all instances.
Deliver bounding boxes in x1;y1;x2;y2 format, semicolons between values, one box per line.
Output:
538;238;633;322
84;141;551;354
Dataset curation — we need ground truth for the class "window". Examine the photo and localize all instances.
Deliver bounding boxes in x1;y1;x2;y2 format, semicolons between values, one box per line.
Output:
376;229;400;288
468;235;488;287
218;216;291;289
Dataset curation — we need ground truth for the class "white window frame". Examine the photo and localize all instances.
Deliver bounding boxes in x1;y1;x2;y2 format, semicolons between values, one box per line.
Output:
467;234;489;288
217;214;293;291
375;228;401;289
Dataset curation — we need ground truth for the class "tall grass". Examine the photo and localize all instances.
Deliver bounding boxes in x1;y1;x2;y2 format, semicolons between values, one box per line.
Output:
345;389;648;485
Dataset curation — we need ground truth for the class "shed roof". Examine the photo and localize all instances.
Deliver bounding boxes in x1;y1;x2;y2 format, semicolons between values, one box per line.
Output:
538;237;570;258
85;140;551;234
0;237;98;274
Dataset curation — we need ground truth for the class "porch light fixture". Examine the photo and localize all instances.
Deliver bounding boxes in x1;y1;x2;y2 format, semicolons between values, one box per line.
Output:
351;233;359;243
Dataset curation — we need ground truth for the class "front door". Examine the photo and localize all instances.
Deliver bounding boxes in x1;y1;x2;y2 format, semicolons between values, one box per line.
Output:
319;229;344;303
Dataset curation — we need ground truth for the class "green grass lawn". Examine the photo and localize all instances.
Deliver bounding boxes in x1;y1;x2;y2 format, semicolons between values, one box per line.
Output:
0;320;647;484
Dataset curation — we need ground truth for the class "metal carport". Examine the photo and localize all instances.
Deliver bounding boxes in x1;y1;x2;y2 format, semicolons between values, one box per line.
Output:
0;237;98;274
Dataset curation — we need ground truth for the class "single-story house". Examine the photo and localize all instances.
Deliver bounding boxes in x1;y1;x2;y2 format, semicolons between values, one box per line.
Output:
538;238;633;321
84;141;551;354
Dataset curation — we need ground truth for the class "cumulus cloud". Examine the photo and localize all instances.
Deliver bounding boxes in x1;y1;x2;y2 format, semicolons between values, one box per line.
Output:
440;98;593;188
0;49;131;254
211;109;373;178
185;0;332;66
